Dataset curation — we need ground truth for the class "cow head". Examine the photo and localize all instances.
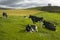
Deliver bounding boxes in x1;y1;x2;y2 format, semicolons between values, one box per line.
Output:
29;15;32;18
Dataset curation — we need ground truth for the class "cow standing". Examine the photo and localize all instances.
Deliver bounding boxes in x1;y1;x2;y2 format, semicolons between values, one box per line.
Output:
2;12;8;19
43;20;56;31
29;15;43;24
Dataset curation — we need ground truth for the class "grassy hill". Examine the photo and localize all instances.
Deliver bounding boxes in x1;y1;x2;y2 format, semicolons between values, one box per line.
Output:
0;9;60;40
40;6;60;13
28;6;60;13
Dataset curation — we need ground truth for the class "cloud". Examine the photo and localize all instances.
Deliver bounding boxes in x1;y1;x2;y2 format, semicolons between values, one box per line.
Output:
0;0;60;9
50;0;60;6
0;0;24;5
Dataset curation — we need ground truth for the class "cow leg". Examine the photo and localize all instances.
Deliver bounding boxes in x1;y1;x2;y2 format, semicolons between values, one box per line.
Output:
30;29;33;33
3;15;7;19
31;29;34;32
3;16;6;19
6;15;8;18
39;21;43;28
33;21;36;24
35;26;38;32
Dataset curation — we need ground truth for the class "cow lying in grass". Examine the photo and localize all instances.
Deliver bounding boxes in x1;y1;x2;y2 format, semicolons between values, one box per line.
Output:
43;20;56;31
2;12;8;19
26;24;38;32
29;15;43;24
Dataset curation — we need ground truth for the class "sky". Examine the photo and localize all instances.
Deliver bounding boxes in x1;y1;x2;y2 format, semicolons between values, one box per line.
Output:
0;0;60;9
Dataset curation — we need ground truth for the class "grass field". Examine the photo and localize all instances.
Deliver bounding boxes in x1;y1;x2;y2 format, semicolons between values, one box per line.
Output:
0;9;60;40
0;9;40;16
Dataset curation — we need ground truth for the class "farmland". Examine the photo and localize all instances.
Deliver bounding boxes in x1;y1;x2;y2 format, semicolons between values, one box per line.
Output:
0;9;60;40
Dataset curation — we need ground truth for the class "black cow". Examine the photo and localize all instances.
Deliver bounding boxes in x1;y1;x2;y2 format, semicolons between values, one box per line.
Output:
29;15;43;24
2;12;8;18
26;24;38;32
43;20;56;31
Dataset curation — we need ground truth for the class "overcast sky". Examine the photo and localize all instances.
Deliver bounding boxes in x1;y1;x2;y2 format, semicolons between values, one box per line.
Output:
0;0;60;9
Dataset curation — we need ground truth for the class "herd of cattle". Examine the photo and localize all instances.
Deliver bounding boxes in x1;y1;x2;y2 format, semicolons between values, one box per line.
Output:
2;12;56;33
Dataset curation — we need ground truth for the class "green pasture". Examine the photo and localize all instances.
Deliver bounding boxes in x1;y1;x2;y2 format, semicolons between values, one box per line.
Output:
0;10;60;40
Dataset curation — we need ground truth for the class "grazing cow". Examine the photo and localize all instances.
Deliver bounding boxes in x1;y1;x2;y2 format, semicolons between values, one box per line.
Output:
24;16;27;19
26;24;38;32
29;15;43;24
2;12;8;18
43;20;56;31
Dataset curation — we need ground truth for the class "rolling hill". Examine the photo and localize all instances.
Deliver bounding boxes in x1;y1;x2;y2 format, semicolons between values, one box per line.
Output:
28;6;60;13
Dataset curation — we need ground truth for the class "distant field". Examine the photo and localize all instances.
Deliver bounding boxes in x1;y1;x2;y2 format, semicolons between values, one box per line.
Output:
0;9;40;16
0;9;60;40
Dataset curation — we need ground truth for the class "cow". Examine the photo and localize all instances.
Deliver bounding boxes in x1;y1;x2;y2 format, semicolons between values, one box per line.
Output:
24;16;27;19
43;20;56;31
2;12;8;18
29;15;43;24
26;24;38;32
